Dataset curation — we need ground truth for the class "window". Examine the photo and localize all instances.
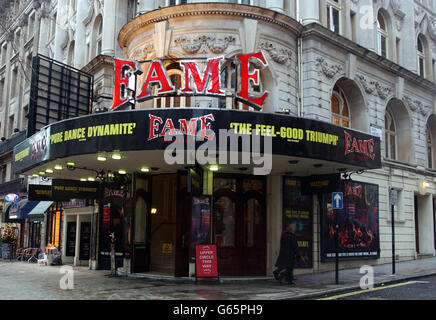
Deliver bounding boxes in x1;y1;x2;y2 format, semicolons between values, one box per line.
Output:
418;35;426;77
331;85;350;128
28;12;35;40
8;115;14;137
327;0;341;34
14;30;21;52
153;65;190;108
94;16;103;57
1;44;6;65
10;67;18;98
167;0;187;5
377;12;388;58
385;110;397;160
219;60;260;110
51;13;57;39
427;126;433;169
229;0;251;4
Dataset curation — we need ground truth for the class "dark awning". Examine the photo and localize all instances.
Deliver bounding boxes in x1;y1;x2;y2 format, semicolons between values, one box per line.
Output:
8;200;39;220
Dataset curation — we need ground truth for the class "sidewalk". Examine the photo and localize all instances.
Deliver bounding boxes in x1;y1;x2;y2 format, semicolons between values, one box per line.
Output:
120;256;436;300
0;257;436;299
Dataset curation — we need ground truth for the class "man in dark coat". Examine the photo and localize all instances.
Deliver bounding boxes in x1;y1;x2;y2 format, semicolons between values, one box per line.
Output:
273;222;298;285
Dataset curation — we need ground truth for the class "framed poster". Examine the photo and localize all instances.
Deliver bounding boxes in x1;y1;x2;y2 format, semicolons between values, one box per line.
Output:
321;181;380;261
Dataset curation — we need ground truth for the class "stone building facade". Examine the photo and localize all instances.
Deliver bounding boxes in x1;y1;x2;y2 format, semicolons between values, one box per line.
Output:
3;0;436;275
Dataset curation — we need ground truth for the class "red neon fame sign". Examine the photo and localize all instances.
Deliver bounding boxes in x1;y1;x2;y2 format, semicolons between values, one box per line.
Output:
111;52;269;111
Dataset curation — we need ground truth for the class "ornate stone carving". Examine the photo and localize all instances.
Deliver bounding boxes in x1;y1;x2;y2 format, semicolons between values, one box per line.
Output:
356;74;392;100
315;57;342;79
390;0;405;31
258;41;292;65
175;34;235;54
131;42;154;60
403;95;430;116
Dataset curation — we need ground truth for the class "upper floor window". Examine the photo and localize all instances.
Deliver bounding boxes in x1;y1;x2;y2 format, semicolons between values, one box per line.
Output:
229;0;251;4
331;85;350;128
427;125;433;169
385;110;397;160
96;19;103;56
377;12;388;58
167;0;187;5
418;35;426;77
326;0;341;34
28;12;35;40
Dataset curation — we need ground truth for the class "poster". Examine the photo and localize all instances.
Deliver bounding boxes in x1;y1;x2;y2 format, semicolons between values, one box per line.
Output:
190;196;211;262
195;244;218;278
283;178;313;268
321;181;380;261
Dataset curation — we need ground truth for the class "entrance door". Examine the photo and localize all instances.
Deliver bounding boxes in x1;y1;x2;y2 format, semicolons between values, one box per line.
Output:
79;222;91;261
213;176;266;276
133;189;150;273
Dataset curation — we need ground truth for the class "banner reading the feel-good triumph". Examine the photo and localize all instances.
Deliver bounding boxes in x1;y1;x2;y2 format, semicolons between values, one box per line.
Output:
13;109;381;174
321;181;380;261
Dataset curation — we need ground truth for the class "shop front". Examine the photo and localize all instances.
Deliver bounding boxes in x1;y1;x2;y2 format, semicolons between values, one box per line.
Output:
12;105;381;276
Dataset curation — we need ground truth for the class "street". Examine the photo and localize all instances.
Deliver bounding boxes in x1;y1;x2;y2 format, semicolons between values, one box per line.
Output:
318;275;436;300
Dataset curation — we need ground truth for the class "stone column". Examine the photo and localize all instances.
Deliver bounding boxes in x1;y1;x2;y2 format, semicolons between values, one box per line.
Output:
266;0;285;13
299;0;320;25
73;0;88;68
74;214;81;266
101;0;116;56
137;0;155;14
53;0;68;61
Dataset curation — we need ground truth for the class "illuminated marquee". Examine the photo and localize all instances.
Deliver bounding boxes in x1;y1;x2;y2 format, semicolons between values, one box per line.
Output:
111;52;269;111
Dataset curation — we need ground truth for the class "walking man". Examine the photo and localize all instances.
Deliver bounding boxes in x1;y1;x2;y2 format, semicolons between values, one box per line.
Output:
273;222;298;285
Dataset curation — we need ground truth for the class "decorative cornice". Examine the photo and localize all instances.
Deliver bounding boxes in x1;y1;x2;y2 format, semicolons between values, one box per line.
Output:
302;23;436;95
258;41;292;65
315;57;342;79
119;3;302;48
130;42;154;60
174;34;235;54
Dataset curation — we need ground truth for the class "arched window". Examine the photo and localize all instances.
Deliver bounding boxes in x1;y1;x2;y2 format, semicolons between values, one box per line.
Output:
377;12;388;58
426;125;433;169
418;35;426;77
219;60;261;111
385;110;397;160
153;64;190;108
331;85;350;128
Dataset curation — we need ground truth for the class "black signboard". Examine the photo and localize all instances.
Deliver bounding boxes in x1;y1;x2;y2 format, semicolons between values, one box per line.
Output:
28;55;92;137
51;179;100;201
13;109;381;174
301;174;341;195
190;196;211;262
321;181;380;261
28;184;52;201
283;177;313;268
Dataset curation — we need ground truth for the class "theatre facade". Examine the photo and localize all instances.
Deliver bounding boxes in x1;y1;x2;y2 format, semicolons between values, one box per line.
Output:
13;2;436;277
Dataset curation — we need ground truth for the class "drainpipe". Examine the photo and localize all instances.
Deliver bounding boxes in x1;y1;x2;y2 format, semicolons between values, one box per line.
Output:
296;1;303;118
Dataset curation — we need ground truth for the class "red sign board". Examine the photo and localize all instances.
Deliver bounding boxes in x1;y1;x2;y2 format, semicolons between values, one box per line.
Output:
195;244;218;278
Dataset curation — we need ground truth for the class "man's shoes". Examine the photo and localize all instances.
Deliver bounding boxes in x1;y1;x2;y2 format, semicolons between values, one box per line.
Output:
273;270;279;281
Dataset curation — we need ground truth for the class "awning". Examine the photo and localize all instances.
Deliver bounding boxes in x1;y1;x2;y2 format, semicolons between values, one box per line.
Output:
28;201;52;222
8;200;39;220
